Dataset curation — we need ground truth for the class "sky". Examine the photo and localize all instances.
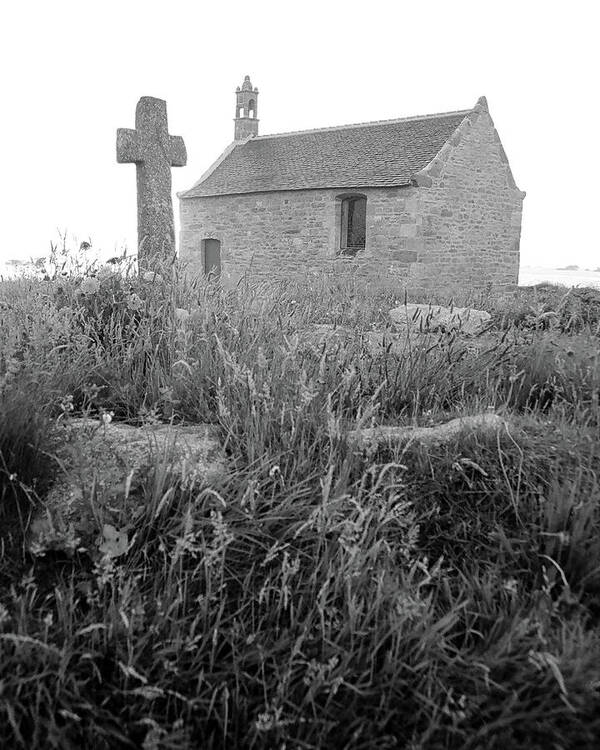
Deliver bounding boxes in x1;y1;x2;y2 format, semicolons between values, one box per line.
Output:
1;0;598;270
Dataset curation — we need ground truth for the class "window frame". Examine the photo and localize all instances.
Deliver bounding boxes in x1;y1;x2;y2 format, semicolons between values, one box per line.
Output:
200;238;222;279
336;193;367;257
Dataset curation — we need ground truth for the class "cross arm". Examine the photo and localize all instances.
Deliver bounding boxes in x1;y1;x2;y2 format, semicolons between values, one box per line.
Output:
168;135;187;167
116;128;142;164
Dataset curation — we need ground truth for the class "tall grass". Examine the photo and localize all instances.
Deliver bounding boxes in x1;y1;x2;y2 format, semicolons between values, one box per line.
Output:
1;262;600;748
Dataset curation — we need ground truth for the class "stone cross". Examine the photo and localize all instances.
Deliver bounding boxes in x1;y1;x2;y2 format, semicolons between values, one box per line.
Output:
116;96;187;270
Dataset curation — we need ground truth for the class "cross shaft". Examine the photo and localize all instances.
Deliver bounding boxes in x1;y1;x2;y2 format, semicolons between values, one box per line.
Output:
117;96;186;269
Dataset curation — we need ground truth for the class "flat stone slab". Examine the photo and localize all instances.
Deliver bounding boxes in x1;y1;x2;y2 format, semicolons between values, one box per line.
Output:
308;324;355;342
303;316;496;357
28;419;226;558
302;324;440;355
389;304;491;336
347;413;506;450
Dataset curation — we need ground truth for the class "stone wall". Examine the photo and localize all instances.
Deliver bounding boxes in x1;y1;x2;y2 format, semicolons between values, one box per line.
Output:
179;186;422;290
409;99;524;293
179;103;524;296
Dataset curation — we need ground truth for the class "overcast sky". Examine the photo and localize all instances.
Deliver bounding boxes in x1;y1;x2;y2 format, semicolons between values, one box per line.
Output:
1;0;597;269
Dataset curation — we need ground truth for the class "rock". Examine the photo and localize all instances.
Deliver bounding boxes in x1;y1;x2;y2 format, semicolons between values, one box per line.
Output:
304;324;440;355
302;325;401;355
28;419;226;558
389;304;491;336
236;292;272;319
363;329;412;355
301;319;499;357
347;412;506;450
308;324;355;342
174;307;190;323
302;324;438;356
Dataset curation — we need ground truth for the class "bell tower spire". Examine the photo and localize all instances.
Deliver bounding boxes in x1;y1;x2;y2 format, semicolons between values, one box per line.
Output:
234;75;259;140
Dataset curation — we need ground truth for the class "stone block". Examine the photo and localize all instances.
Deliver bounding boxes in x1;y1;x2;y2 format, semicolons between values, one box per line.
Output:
399;223;417;238
389;303;491;335
388;250;418;263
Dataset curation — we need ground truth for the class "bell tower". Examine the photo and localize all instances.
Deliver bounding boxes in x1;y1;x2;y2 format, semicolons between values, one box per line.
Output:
234;75;259;140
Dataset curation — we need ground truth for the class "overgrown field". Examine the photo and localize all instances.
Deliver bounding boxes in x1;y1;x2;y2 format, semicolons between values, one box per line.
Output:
1;262;600;749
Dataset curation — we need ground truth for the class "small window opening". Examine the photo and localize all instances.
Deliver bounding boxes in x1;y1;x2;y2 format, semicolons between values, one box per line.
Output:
339;196;366;256
248;99;256;118
201;238;221;279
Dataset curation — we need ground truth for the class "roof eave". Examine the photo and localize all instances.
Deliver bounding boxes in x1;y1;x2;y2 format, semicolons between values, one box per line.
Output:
181;181;415;199
177;135;256;199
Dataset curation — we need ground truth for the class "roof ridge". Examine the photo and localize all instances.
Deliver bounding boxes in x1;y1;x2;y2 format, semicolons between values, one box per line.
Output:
254;108;471;141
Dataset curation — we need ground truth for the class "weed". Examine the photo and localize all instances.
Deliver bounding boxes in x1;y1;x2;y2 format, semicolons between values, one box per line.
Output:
1;265;600;748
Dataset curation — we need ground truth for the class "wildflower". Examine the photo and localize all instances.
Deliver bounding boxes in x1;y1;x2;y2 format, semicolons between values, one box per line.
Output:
556;531;571;545
303;656;343;695
256;346;268;370
96;265;115;281
0;603;10;626
79;276;100;295
255;711;276;732
101;410;114;426
127;293;144;312
93;555;117;588
98;524;128;559
189;305;203;324
59;394;74;415
254;704;293;732
142;271;163;283
204;510;234;570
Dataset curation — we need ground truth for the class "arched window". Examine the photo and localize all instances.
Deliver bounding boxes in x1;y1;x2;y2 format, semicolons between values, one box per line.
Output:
248;99;256;118
338;195;367;256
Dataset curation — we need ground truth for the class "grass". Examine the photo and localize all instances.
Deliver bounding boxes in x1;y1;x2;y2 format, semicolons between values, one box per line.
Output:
1;259;600;748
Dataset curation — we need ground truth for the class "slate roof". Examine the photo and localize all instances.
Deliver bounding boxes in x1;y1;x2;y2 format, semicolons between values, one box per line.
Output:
181;108;471;199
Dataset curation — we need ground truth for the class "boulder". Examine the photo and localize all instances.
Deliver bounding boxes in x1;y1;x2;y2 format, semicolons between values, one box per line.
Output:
307;324;355;343
304;325;408;354
389;304;491;336
28;419;227;558
347;412;506;450
303;324;456;357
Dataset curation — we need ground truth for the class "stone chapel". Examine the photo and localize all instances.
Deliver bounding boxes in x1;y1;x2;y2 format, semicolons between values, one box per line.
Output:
178;76;525;293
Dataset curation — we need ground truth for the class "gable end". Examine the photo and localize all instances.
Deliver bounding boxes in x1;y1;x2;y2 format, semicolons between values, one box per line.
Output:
412;96;525;197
